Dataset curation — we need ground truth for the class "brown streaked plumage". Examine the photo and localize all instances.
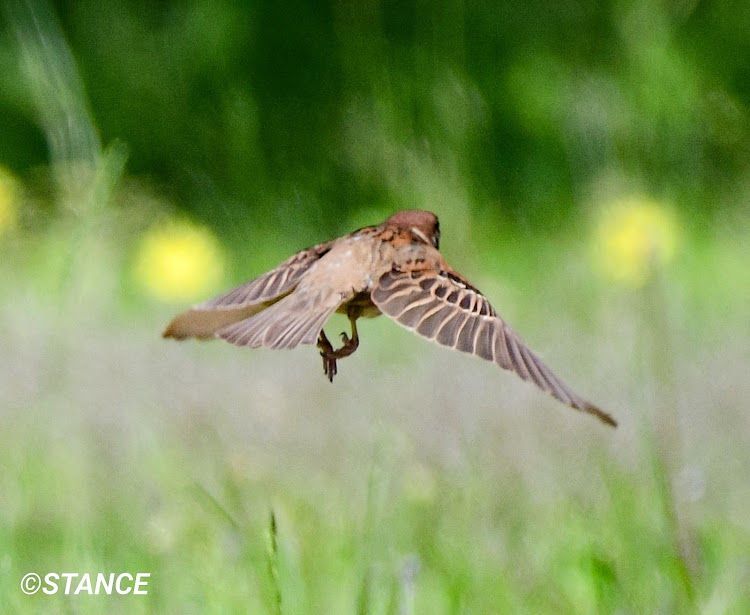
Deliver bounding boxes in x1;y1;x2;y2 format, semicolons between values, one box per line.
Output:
163;210;616;427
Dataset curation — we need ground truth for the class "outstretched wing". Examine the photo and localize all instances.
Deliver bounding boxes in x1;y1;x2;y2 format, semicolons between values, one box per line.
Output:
215;286;342;350
371;266;616;427
163;240;334;340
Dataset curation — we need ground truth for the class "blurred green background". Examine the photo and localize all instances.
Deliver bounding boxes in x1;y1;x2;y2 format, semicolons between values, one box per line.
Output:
1;0;749;612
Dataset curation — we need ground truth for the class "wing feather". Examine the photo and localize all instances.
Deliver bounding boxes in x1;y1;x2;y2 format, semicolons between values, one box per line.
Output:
197;240;333;309
163;240;333;340
372;268;616;427
435;310;466;347
216;288;340;350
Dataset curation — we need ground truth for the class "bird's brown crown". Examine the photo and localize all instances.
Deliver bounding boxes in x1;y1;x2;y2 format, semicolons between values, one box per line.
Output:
384;210;440;249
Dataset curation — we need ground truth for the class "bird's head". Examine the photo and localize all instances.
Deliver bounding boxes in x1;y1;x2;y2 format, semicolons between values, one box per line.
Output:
385;210;440;250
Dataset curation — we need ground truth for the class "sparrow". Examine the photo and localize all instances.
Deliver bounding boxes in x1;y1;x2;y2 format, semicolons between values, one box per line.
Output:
163;210;616;427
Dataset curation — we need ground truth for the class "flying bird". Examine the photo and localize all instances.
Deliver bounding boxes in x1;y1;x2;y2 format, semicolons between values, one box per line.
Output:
163;210;616;427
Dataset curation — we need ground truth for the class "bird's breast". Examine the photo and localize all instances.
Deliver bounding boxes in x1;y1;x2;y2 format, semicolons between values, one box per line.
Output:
299;235;385;299
336;291;382;318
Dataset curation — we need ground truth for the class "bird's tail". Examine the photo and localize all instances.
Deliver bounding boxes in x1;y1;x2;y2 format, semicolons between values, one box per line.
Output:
216;289;340;350
163;304;268;340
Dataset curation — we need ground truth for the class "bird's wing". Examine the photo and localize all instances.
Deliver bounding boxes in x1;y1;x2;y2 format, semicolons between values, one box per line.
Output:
214;286;342;350
371;262;616;427
163;240;334;340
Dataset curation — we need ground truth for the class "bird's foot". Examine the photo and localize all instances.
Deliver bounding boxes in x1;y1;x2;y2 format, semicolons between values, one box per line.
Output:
317;330;338;382
317;327;360;382
336;330;359;357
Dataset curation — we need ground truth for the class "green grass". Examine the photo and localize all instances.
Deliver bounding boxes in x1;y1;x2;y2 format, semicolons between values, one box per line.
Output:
2;395;749;614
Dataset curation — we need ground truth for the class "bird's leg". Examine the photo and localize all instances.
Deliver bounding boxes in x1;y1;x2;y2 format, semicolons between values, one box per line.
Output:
316;307;362;382
336;311;360;357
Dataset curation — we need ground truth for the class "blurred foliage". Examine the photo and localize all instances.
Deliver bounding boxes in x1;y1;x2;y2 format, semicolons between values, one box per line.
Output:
2;397;749;614
0;167;20;235
1;0;750;246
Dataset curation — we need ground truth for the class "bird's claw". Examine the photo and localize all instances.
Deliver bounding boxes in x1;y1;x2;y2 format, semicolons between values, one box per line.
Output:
317;327;360;382
317;332;337;382
322;356;337;382
317;331;333;355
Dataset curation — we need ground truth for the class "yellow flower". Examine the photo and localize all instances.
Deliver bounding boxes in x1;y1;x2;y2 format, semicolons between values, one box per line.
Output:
593;197;680;287
133;220;226;302
0;167;20;236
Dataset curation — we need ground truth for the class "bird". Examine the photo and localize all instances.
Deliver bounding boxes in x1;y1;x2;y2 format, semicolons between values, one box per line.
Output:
163;210;616;427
